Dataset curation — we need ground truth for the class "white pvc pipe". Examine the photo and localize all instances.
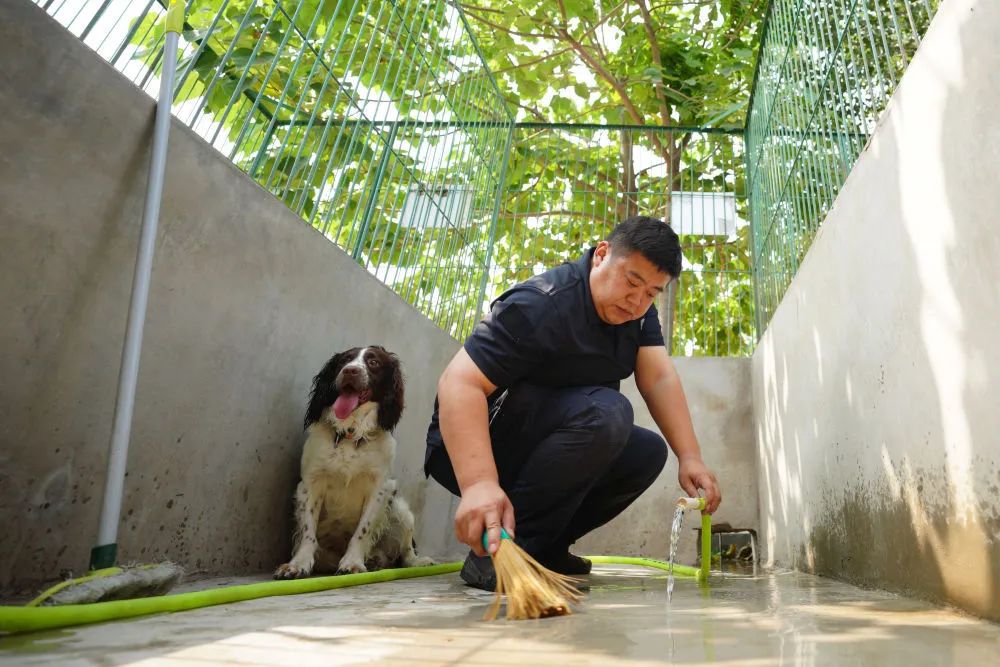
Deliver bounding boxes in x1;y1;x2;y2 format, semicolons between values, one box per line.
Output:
676;496;706;511
93;28;181;563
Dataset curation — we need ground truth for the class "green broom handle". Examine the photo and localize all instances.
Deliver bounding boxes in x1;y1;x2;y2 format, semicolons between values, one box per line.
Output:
482;527;512;551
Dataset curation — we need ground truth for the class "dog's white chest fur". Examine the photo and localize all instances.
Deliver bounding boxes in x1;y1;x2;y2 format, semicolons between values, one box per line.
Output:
302;409;393;547
303;404;390;475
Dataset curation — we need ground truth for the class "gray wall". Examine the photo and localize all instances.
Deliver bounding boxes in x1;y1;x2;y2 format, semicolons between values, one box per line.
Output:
753;0;1000;621
0;1;460;594
578;358;757;566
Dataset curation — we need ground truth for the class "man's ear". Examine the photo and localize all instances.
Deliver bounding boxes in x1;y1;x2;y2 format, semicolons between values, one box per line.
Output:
594;240;611;265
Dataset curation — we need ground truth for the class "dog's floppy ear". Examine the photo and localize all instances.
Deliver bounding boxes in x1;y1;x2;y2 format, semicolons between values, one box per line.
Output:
304;349;355;428
377;352;405;432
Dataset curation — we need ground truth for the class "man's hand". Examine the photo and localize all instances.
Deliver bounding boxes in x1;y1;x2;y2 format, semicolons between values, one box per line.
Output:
455;479;516;556
678;456;721;513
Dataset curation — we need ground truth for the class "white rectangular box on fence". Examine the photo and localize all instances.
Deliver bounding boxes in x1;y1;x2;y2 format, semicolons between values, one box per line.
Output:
670;191;744;237
399;185;474;229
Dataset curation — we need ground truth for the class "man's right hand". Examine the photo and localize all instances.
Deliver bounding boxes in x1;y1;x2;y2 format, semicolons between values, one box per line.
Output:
455;479;516;556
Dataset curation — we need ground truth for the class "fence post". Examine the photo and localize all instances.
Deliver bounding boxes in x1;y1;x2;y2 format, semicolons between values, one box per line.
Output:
249;122;277;180
474;122;515;324
353;121;400;260
661;277;679;355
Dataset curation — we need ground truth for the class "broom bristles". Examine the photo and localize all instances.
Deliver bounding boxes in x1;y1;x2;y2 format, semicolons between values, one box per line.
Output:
485;539;582;621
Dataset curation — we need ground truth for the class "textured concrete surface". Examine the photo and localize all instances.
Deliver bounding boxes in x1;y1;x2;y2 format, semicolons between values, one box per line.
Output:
0;0;460;594
579;358;757;567
3;566;999;665
753;0;1000;620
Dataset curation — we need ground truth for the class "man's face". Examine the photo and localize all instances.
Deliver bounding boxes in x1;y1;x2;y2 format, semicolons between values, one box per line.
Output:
589;241;671;325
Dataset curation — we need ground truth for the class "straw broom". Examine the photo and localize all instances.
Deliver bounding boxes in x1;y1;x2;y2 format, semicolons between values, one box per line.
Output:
482;529;583;621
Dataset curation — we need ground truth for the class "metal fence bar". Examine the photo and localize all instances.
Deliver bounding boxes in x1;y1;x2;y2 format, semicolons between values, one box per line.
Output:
39;0;513;340
491;125;755;357
745;0;940;335
38;0;765;352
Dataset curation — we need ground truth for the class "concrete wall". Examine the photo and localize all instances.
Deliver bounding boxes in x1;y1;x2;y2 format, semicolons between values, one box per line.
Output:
578;358;757;566
753;0;1000;621
0;1;461;594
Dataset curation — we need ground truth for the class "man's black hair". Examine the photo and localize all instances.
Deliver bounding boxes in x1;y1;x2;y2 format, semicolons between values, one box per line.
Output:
606;216;682;278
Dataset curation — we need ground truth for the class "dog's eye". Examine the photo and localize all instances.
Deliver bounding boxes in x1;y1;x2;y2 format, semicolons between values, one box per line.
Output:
367;359;380;368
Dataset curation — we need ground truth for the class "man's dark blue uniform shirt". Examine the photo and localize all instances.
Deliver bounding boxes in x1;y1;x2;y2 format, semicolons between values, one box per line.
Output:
426;248;664;458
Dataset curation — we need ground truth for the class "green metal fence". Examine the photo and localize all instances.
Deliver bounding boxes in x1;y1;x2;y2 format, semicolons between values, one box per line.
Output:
39;0;754;354
746;0;940;334
39;0;513;339
492;124;754;357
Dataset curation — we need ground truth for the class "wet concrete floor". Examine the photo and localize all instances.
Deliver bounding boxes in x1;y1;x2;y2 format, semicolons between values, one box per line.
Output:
2;565;998;665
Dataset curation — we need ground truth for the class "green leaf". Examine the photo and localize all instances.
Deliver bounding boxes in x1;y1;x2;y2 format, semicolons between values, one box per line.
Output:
119;0;762;348
702;101;746;127
513;16;535;32
517;77;542;98
642;67;662;82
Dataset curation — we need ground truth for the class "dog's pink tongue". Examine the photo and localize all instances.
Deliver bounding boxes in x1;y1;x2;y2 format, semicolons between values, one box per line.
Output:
333;393;360;420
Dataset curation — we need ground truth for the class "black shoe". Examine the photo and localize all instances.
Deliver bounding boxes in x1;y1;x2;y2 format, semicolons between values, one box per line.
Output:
460;551;496;591
538;549;592;575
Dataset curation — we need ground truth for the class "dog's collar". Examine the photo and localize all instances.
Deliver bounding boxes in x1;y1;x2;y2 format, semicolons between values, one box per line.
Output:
334;429;368;447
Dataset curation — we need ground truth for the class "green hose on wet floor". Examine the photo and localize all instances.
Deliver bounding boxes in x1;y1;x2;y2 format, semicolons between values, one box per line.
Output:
0;556;705;635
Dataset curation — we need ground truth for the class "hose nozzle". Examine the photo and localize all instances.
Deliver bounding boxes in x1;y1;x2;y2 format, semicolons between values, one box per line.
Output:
677;496;706;511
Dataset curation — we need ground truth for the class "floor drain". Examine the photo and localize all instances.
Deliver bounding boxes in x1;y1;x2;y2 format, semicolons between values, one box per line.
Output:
696;526;758;574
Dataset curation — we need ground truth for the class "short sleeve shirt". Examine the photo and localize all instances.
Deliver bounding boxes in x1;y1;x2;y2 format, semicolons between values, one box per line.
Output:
463;247;664;391
425;248;663;458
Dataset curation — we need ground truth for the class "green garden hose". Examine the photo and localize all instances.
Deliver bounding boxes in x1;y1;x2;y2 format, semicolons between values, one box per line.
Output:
0;555;704;635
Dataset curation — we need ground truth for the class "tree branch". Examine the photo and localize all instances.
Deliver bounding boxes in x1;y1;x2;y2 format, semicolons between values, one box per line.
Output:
619;130;637;218
720;0;764;51
513;99;547;122
459;7;560;39
490;45;574;75
636;0;672;129
586;24;609;62
507;160;624;198
566;102;620;122
459;2;504;15
579;8;609;62
552;26;669;158
619;77;697;102
460;0;629;88
498;208;609;224
555;29;638;123
649;0;723;9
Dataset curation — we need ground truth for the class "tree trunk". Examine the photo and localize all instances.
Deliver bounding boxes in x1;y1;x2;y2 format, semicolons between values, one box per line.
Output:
658;133;682;354
618;130;638;220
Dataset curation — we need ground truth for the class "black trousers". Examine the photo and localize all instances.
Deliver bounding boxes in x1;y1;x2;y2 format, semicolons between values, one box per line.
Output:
424;383;668;557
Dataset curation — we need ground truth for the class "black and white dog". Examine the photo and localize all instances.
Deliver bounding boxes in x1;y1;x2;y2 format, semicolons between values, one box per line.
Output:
275;346;431;578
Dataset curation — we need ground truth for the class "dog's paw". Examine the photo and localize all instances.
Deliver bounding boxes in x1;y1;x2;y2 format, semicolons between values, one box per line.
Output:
336;556;367;575
405;555;435;568
274;562;311;579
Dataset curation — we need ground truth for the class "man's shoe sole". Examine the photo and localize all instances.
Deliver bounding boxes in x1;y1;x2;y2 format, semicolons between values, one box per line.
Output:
460;554;496;591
